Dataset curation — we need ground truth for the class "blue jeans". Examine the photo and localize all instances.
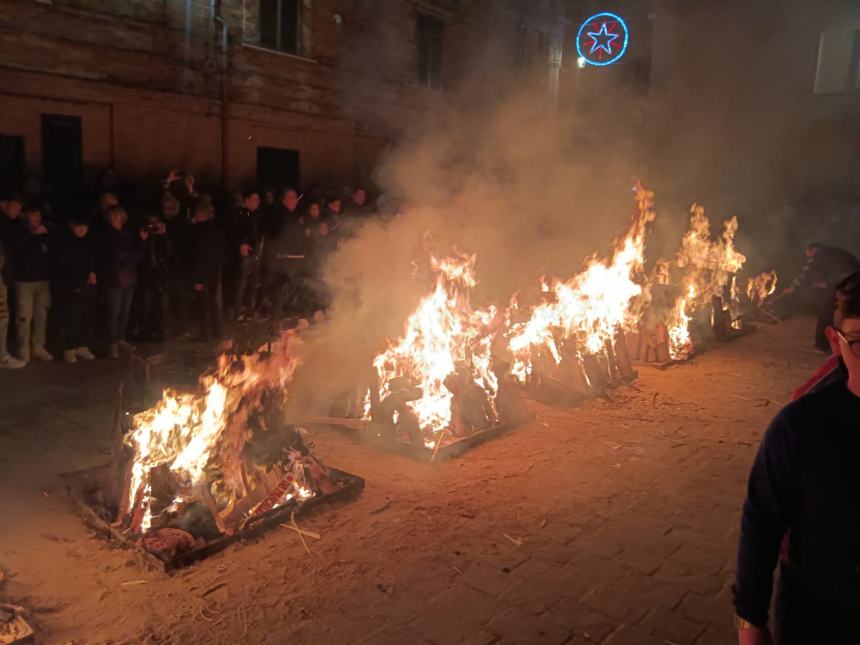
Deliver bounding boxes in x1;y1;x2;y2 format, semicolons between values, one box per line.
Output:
106;287;134;343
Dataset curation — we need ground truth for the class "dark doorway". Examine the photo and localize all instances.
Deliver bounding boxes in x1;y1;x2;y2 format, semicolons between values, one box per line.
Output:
0;135;24;192
256;146;300;192
41;113;83;202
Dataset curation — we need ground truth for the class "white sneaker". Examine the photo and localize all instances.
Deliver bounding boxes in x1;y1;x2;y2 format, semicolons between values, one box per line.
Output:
31;346;53;362
63;350;77;364
0;354;25;369
76;346;96;360
109;343;120;359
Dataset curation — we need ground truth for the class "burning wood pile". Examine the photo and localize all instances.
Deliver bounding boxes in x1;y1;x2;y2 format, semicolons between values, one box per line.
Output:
360;183;779;447
504;184;654;397
66;332;364;570
363;254;531;458
638;203;778;365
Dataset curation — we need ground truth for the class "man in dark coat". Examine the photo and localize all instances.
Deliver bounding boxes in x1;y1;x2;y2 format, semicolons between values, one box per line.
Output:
54;215;98;362
189;202;225;341
99;205;143;358
734;270;860;644
228;190;262;321
783;243;860;351
12;204;54;362
263;188;308;318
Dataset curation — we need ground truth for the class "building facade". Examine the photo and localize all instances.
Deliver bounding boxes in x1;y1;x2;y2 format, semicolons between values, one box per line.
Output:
646;0;860;222
0;0;570;201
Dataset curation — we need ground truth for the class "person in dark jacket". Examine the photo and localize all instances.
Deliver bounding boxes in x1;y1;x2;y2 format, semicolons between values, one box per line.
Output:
136;213;174;341
782;243;860;351
734;270;860;644
12;205;53;362
99;205;143;358
0;243;24;369
263;189;307;318
229;190;262;321
161;192;193;336
54;215;98;363
190;201;225;341
1;193;24;359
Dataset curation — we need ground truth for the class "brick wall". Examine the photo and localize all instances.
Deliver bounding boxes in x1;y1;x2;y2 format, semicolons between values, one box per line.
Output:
0;0;565;195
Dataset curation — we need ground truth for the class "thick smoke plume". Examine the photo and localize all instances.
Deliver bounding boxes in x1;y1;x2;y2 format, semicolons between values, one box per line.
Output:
293;74;648;409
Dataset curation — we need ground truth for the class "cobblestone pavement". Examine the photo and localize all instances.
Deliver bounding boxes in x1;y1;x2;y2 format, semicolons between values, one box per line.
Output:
0;317;824;644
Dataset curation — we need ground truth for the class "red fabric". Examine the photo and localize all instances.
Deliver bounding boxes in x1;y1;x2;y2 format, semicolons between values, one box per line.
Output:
791;354;841;401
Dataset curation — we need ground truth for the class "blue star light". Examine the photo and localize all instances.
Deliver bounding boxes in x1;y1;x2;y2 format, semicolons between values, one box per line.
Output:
587;23;619;56
576;12;629;67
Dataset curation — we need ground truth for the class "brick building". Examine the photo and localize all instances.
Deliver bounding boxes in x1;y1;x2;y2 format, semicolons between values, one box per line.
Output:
0;0;574;202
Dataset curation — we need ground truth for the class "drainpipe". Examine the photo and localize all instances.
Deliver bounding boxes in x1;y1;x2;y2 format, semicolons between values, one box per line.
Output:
212;0;230;193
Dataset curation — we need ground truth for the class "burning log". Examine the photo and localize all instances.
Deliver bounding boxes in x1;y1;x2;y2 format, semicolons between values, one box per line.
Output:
65;331;365;569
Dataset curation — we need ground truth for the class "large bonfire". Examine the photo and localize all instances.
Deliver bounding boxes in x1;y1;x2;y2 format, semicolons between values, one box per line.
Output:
117;332;338;547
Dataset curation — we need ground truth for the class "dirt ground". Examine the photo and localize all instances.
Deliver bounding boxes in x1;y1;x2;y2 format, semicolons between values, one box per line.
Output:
0;315;826;644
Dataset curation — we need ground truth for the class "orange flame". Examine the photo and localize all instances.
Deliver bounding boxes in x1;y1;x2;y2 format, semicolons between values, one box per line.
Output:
746;270;778;305
506;183;655;381
124;334;303;533
370;253;499;446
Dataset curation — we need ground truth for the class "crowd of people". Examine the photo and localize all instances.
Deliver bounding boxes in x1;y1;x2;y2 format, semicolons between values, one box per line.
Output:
0;169;375;368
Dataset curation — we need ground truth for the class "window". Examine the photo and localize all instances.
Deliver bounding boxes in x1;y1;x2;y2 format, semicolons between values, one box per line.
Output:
416;14;444;89
259;0;302;55
814;26;860;94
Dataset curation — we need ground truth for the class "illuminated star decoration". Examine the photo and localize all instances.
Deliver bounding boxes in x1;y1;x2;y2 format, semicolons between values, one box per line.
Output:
575;12;629;67
587;22;619;56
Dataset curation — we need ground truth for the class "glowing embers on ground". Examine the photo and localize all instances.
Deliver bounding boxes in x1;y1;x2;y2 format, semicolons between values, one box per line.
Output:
366;253;528;455
80;332;365;568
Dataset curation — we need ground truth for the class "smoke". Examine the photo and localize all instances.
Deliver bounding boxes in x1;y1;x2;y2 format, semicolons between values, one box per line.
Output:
293;42;651;410
646;0;860;273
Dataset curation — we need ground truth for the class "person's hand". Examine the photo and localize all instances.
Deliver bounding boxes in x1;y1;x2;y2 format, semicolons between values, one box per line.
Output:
739;624;772;645
185;175;196;194
33;225;48;235
140;228;150;240
239;243;251;257
194;283;204;292
87;272;97;285
782;286;795;295
153;222;167;235
165;168;180;184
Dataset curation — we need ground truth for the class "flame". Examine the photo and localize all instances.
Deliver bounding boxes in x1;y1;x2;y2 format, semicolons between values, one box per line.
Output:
676;205;746;300
370;253;499;446
666;204;749;348
506;183;655;381
747;270;778;305
124;334;303;533
667;281;695;359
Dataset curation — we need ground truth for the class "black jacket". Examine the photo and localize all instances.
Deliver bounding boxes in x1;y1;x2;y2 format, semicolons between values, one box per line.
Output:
263;207;308;272
99;227;142;289
228;207;261;254
164;215;193;277
734;380;860;636
12;229;52;282
54;232;96;291
791;246;860;290
190;219;225;285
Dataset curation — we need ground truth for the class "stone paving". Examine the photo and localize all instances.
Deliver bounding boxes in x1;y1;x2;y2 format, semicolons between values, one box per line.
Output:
0;317;822;644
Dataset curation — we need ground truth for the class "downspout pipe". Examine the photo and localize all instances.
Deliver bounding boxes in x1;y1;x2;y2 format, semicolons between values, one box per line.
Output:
212;0;230;194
